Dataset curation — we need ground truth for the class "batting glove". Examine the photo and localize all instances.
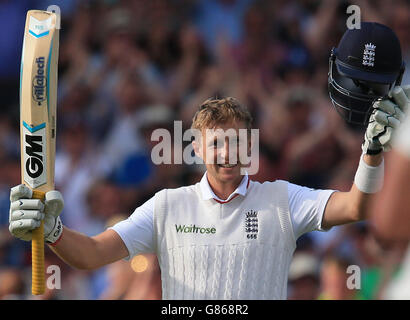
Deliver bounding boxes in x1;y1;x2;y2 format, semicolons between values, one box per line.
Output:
362;86;410;155
9;184;64;244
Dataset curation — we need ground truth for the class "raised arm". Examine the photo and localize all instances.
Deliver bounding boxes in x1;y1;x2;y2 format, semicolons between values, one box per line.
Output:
321;86;408;230
322;154;382;229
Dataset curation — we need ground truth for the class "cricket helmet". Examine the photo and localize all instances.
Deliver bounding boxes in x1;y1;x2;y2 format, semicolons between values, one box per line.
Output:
328;22;405;126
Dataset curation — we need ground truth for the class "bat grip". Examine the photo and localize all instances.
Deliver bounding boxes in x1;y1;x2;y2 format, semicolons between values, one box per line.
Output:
31;190;46;295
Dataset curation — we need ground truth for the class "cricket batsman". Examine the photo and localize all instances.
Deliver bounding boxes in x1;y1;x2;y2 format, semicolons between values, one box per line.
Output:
9;22;409;299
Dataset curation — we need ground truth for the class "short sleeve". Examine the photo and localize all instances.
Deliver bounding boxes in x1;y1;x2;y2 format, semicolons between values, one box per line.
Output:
109;196;155;260
286;182;337;239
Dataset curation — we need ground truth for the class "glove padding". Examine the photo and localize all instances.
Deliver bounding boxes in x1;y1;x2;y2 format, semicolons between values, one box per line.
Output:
9;184;64;244
362;85;410;154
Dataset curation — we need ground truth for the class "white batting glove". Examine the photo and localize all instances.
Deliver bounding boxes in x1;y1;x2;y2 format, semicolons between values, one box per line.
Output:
9;184;64;244
362;86;409;155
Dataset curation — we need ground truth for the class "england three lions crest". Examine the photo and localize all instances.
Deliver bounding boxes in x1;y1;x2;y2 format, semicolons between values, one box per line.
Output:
363;43;376;67
244;210;258;240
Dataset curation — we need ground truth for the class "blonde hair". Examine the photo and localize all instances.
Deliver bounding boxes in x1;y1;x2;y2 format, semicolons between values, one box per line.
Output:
191;97;253;132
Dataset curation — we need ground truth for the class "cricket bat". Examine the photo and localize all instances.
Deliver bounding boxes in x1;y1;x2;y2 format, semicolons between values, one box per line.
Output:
20;10;59;295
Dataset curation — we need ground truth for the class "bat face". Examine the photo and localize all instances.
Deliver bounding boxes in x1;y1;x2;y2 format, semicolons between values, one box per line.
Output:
20;10;59;192
20;10;60;295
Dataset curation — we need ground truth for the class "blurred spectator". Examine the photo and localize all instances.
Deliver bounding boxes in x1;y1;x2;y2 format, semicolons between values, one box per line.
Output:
96;72;149;177
288;252;320;300
86;180;125;224
280;87;343;188
97;215;161;300
55;120;103;235
110;104;173;188
0;151;30;269
318;254;364;300
123;254;162;300
349;225;403;300
194;0;254;57
2;0;410;300
390;0;410;84
0;268;27;299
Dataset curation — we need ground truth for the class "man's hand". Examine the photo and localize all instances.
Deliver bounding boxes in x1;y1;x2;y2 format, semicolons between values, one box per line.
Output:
9;184;64;244
362;86;410;154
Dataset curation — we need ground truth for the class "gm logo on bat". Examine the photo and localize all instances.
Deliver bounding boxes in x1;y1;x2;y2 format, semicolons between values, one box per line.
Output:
23;122;47;188
32;56;46;106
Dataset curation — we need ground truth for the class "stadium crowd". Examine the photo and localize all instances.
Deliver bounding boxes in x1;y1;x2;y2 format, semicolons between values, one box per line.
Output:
0;0;409;299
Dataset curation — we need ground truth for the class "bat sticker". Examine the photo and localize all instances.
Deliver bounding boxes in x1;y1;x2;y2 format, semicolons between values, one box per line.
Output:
22;121;47;188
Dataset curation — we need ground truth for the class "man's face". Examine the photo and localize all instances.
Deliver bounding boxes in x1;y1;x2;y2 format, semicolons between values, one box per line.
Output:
193;121;250;183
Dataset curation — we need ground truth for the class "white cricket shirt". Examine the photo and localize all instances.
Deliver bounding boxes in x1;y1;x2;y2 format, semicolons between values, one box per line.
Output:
110;172;335;256
110;172;335;299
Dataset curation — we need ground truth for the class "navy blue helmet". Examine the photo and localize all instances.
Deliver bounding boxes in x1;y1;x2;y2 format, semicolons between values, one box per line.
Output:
328;22;405;126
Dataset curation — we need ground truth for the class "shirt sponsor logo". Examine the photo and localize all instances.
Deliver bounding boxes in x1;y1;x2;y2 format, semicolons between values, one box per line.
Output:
175;224;216;235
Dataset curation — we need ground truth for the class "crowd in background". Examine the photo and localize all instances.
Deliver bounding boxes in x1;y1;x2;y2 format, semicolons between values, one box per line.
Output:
0;0;409;300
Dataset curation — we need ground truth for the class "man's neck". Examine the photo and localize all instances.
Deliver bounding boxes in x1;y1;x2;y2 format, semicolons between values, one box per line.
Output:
206;173;243;200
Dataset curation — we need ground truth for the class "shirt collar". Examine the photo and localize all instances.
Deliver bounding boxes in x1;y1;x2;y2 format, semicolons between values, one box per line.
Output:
200;171;249;202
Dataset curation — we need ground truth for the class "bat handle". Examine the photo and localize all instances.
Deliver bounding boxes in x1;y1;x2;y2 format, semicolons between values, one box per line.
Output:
31;190;46;295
